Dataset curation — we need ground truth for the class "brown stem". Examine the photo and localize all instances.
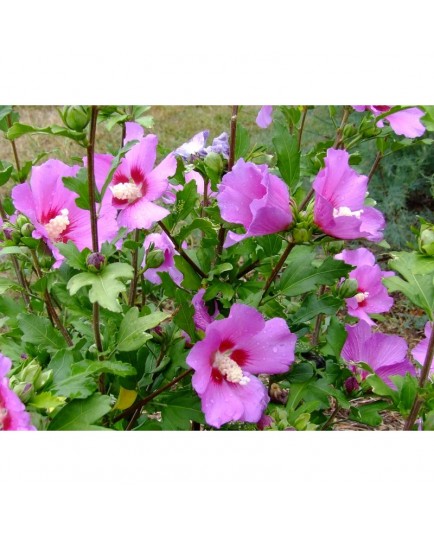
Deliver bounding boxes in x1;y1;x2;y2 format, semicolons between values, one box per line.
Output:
128;229;141;306
114;368;193;425
259;240;295;304
298;106;308;151
31;250;73;346
158;220;207;279
217;105;239;257
237;259;260;279
404;322;434;430
311;285;326;346
6;114;21;173
368;152;383;184
321;402;340;430
298;189;314;212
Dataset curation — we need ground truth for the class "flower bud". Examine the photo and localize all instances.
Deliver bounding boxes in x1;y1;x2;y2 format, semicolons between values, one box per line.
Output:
19;360;41;384
343;124;357;138
34;369;53;391
325;240;345;254
16;214;30;228
419;223;434;256
337;278;359;298
344;376;360;394
11;230;22;245
39;255;54;269
2;226;13;241
204;152;224;177
292;226;312;243
145;248;165;269
86;252;106;272
21;222;35;237
13;382;34;403
61;105;91;131
363;126;381;138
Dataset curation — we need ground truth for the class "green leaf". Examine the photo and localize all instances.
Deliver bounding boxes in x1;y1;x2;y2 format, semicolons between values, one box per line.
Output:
177;218;218;244
0;246;28;257
63;168;92;210
278;248;351;296
365;374;398;403
67;262;134;312
71;360;137;377
164;180;199;229
272;122;300;192
203;280;234;301
385;251;434;319
153;389;204;430
29;392;66;410
0;277;21;295
173;289;196;340
48;394;112;430
307;378;350;409
7;123;87;144
55;241;89;270
290;294;343;325
349;401;390;427
17;313;67;351
52;374;96;400
257;234;283;257
117;308;169;352
287;362;315;383
322;316;348;358
174;255;202;291
234;124;250;160
0;161;13;186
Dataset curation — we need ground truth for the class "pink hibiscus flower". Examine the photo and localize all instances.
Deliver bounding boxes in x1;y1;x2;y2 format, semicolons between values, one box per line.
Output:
412;322;434;376
217;158;292;248
142;232;183;286
335;248;394;325
186;304;297;428
191;288;219;332
256;106;273;128
108;125;177;231
0;354;35;431
353;106;426;138
12;159;118;267
313;149;385;242
342;321;415;389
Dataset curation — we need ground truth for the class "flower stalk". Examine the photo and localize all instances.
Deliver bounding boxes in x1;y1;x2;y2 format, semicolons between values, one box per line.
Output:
259;239;295;304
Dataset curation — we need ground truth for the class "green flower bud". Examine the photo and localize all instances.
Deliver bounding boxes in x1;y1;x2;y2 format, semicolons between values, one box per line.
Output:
61;105;91;131
86;252;106;272
337;278;359;298
19;359;42;384
13;382;34;403
325;240;345;255
39;255;54;269
363;126;381;138
16;214;30;228
292;227;312;243
204;152;224;177
21;222;35;237
343;124;357;138
419;224;434;256
34;369;53;391
11;230;22;245
145;248;165;269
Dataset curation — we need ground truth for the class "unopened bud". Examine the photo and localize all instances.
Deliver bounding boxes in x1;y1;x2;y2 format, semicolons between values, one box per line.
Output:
419;223;434;256
326;240;345;255
61;105;91;131
14;382;34;403
344;376;360;394
86;252;106;272
21;222;35;237
145;249;165;269
343;124;357;138
292;227;312;243
338;278;359;298
16;214;29;228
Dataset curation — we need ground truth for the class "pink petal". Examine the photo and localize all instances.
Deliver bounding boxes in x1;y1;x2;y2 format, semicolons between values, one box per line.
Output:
385;108;426;138
125;134;158;177
117;198;169;231
256;106;273;128
124;121;144;144
242;318;297;374
335;247;376;267
146;153;177;201
209;303;265;345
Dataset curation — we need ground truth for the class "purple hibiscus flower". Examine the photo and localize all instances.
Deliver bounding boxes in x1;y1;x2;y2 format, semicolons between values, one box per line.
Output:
12;159;118;267
412;322;434;376
342;321;415;389
335;248;394;325
174;130;229;161
0;354;36;431
313;148;385;242
353;105;426;138
217;158;292;247
186;303;297;428
256;106;273;128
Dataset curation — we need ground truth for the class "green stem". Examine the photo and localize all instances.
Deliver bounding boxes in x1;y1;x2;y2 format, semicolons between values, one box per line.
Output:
6;114;21;173
298;106;308;151
128;229;141;306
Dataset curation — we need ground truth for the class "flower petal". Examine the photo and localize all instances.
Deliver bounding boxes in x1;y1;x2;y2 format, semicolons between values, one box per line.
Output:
117;198;169;231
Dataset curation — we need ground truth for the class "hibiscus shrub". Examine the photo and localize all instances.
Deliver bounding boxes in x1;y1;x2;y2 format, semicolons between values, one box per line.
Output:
0;104;434;431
